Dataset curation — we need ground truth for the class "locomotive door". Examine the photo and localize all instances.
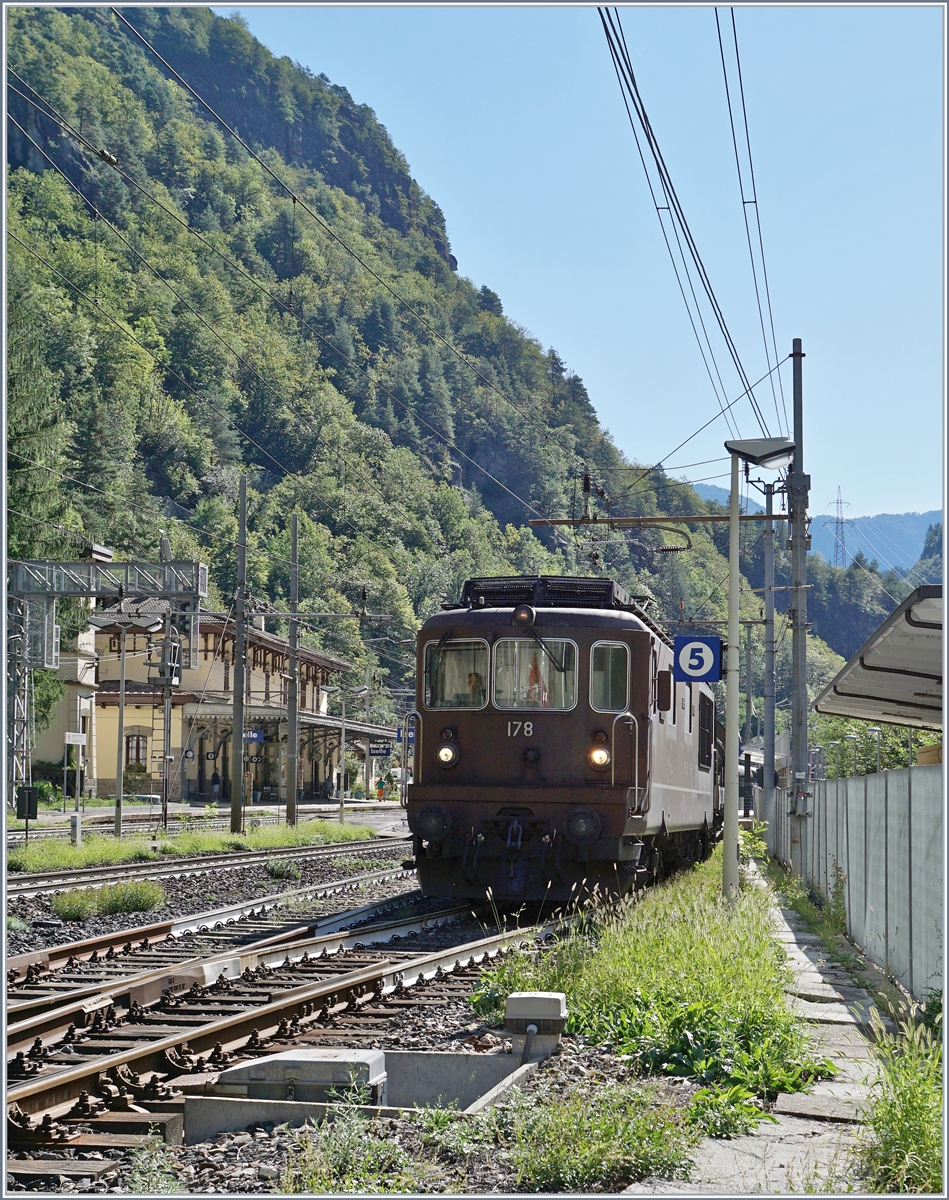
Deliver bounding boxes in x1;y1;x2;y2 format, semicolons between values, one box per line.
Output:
590;638;638;794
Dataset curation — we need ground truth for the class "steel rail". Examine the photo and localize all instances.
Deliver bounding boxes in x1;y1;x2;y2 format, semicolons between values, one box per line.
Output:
8;895;463;1048
8;866;418;995
7;835;411;897
9;916;546;1116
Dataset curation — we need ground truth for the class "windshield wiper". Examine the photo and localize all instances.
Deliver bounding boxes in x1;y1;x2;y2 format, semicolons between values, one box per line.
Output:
527;627;566;673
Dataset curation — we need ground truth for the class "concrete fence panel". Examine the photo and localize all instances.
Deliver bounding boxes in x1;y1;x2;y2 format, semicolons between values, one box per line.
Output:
777;765;942;1002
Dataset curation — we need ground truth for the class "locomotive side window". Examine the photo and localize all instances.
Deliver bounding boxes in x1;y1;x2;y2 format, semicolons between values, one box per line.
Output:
590;642;629;712
424;639;489;709
493;638;577;710
698;693;714;770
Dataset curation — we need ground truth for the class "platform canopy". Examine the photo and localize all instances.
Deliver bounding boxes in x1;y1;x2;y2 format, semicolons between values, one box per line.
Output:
814;585;942;729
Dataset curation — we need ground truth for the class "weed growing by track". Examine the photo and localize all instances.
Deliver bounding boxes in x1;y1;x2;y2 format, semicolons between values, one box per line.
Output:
855;1010;943;1193
6;915;30;933
50;880;166;920
7;818;377;873
267;857;302;880
280;1083;695;1193
473;849;832;1137
764;857;848;946
281;1109;442;1193
126;1132;185;1194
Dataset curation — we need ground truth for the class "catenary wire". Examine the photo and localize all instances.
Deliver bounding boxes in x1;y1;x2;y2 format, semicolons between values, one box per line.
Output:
601;7;772;438
714;7;785;438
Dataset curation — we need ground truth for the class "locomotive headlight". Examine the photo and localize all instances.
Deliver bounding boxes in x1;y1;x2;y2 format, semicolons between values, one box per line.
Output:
437;744;459;768
588;745;611;769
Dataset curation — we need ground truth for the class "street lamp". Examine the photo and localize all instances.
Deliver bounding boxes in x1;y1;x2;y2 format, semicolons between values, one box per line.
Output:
827;741;841;779
844;733;858;776
866;727;882;775
322;684;369;821
722;437;795;902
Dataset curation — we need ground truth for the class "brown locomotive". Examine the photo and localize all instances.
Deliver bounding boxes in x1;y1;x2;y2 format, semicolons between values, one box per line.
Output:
404;576;723;904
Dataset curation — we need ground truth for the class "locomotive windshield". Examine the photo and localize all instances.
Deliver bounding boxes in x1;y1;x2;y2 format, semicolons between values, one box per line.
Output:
424;639;488;708
493;638;577;710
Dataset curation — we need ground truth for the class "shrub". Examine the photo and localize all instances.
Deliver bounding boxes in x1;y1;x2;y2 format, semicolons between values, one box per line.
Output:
6;915;30;933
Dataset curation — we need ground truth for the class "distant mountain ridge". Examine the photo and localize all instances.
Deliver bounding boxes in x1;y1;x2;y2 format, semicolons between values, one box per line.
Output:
692;485;940;572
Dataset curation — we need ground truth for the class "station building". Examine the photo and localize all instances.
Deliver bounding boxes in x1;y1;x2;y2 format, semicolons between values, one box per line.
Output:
32;603;397;803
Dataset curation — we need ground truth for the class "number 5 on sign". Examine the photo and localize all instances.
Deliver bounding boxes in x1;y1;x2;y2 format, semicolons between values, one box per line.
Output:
672;635;722;683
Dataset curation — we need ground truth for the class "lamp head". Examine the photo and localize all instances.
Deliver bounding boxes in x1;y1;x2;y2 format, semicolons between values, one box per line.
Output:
725;437;796;471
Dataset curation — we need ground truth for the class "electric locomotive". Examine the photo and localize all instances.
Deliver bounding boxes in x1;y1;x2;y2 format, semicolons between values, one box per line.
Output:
404;576;723;904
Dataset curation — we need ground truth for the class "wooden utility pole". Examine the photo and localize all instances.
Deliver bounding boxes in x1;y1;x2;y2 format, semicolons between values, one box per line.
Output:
230;475;247;833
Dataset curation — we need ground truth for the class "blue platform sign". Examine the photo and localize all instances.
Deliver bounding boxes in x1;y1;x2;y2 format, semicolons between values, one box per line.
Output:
243;729;264;742
672;636;722;683
395;727;415;744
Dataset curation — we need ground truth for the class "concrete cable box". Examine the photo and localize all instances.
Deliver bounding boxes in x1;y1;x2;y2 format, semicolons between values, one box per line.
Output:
214;1049;387;1106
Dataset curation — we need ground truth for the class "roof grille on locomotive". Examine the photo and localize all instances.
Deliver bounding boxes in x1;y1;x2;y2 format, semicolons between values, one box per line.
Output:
458;576;640;611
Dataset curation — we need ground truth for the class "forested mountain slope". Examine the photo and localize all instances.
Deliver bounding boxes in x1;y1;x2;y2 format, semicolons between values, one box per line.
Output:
5;6;878;709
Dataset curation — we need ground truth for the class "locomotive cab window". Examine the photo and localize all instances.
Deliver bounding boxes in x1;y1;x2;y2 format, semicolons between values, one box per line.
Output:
698;693;714;770
590;642;629;712
424;639;489;709
494;638;576;710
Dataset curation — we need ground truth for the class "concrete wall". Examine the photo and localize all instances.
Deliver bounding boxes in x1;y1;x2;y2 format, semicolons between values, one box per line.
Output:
772;765;943;1001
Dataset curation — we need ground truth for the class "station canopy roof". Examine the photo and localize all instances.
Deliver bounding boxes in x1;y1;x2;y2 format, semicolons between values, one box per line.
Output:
813;585;943;730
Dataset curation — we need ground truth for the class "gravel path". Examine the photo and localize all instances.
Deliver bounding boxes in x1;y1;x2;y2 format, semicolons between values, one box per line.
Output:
5;849;410;955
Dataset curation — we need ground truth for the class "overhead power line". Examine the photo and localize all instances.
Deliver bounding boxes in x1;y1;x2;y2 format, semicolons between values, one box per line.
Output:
598;6;773;440
714;7;788;437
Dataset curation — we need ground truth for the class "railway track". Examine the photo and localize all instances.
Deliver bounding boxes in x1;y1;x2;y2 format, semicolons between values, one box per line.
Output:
6;835;412;898
6;893;550;1173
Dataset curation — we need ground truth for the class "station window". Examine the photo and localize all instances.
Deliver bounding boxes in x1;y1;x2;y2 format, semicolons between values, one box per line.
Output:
698;693;714;770
590;642;629;713
494;638;577;711
126;735;147;768
424;639;489;709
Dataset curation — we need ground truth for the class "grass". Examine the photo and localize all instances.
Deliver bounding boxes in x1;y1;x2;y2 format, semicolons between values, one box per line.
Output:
266;857;302;880
281;1084;696;1193
473;849;833;1136
6;818;377;873
282;1109;439;1194
855;1011;943;1194
6;915;30;933
764;857;849;949
126;1132;185;1194
49;880;167;921
430;1083;695;1190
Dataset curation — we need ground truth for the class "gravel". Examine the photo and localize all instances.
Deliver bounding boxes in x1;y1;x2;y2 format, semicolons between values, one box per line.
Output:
6;849;410;955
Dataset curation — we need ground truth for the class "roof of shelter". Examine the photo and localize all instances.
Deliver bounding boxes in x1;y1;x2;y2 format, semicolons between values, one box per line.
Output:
813;585;943;730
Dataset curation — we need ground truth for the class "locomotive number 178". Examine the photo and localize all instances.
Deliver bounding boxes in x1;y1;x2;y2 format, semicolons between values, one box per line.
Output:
506;721;534;737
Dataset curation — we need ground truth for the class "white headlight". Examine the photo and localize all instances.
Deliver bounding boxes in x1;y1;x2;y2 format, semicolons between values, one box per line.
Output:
588;746;611;769
437;744;459;767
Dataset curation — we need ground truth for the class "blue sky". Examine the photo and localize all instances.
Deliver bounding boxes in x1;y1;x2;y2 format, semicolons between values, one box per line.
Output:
221;4;944;524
